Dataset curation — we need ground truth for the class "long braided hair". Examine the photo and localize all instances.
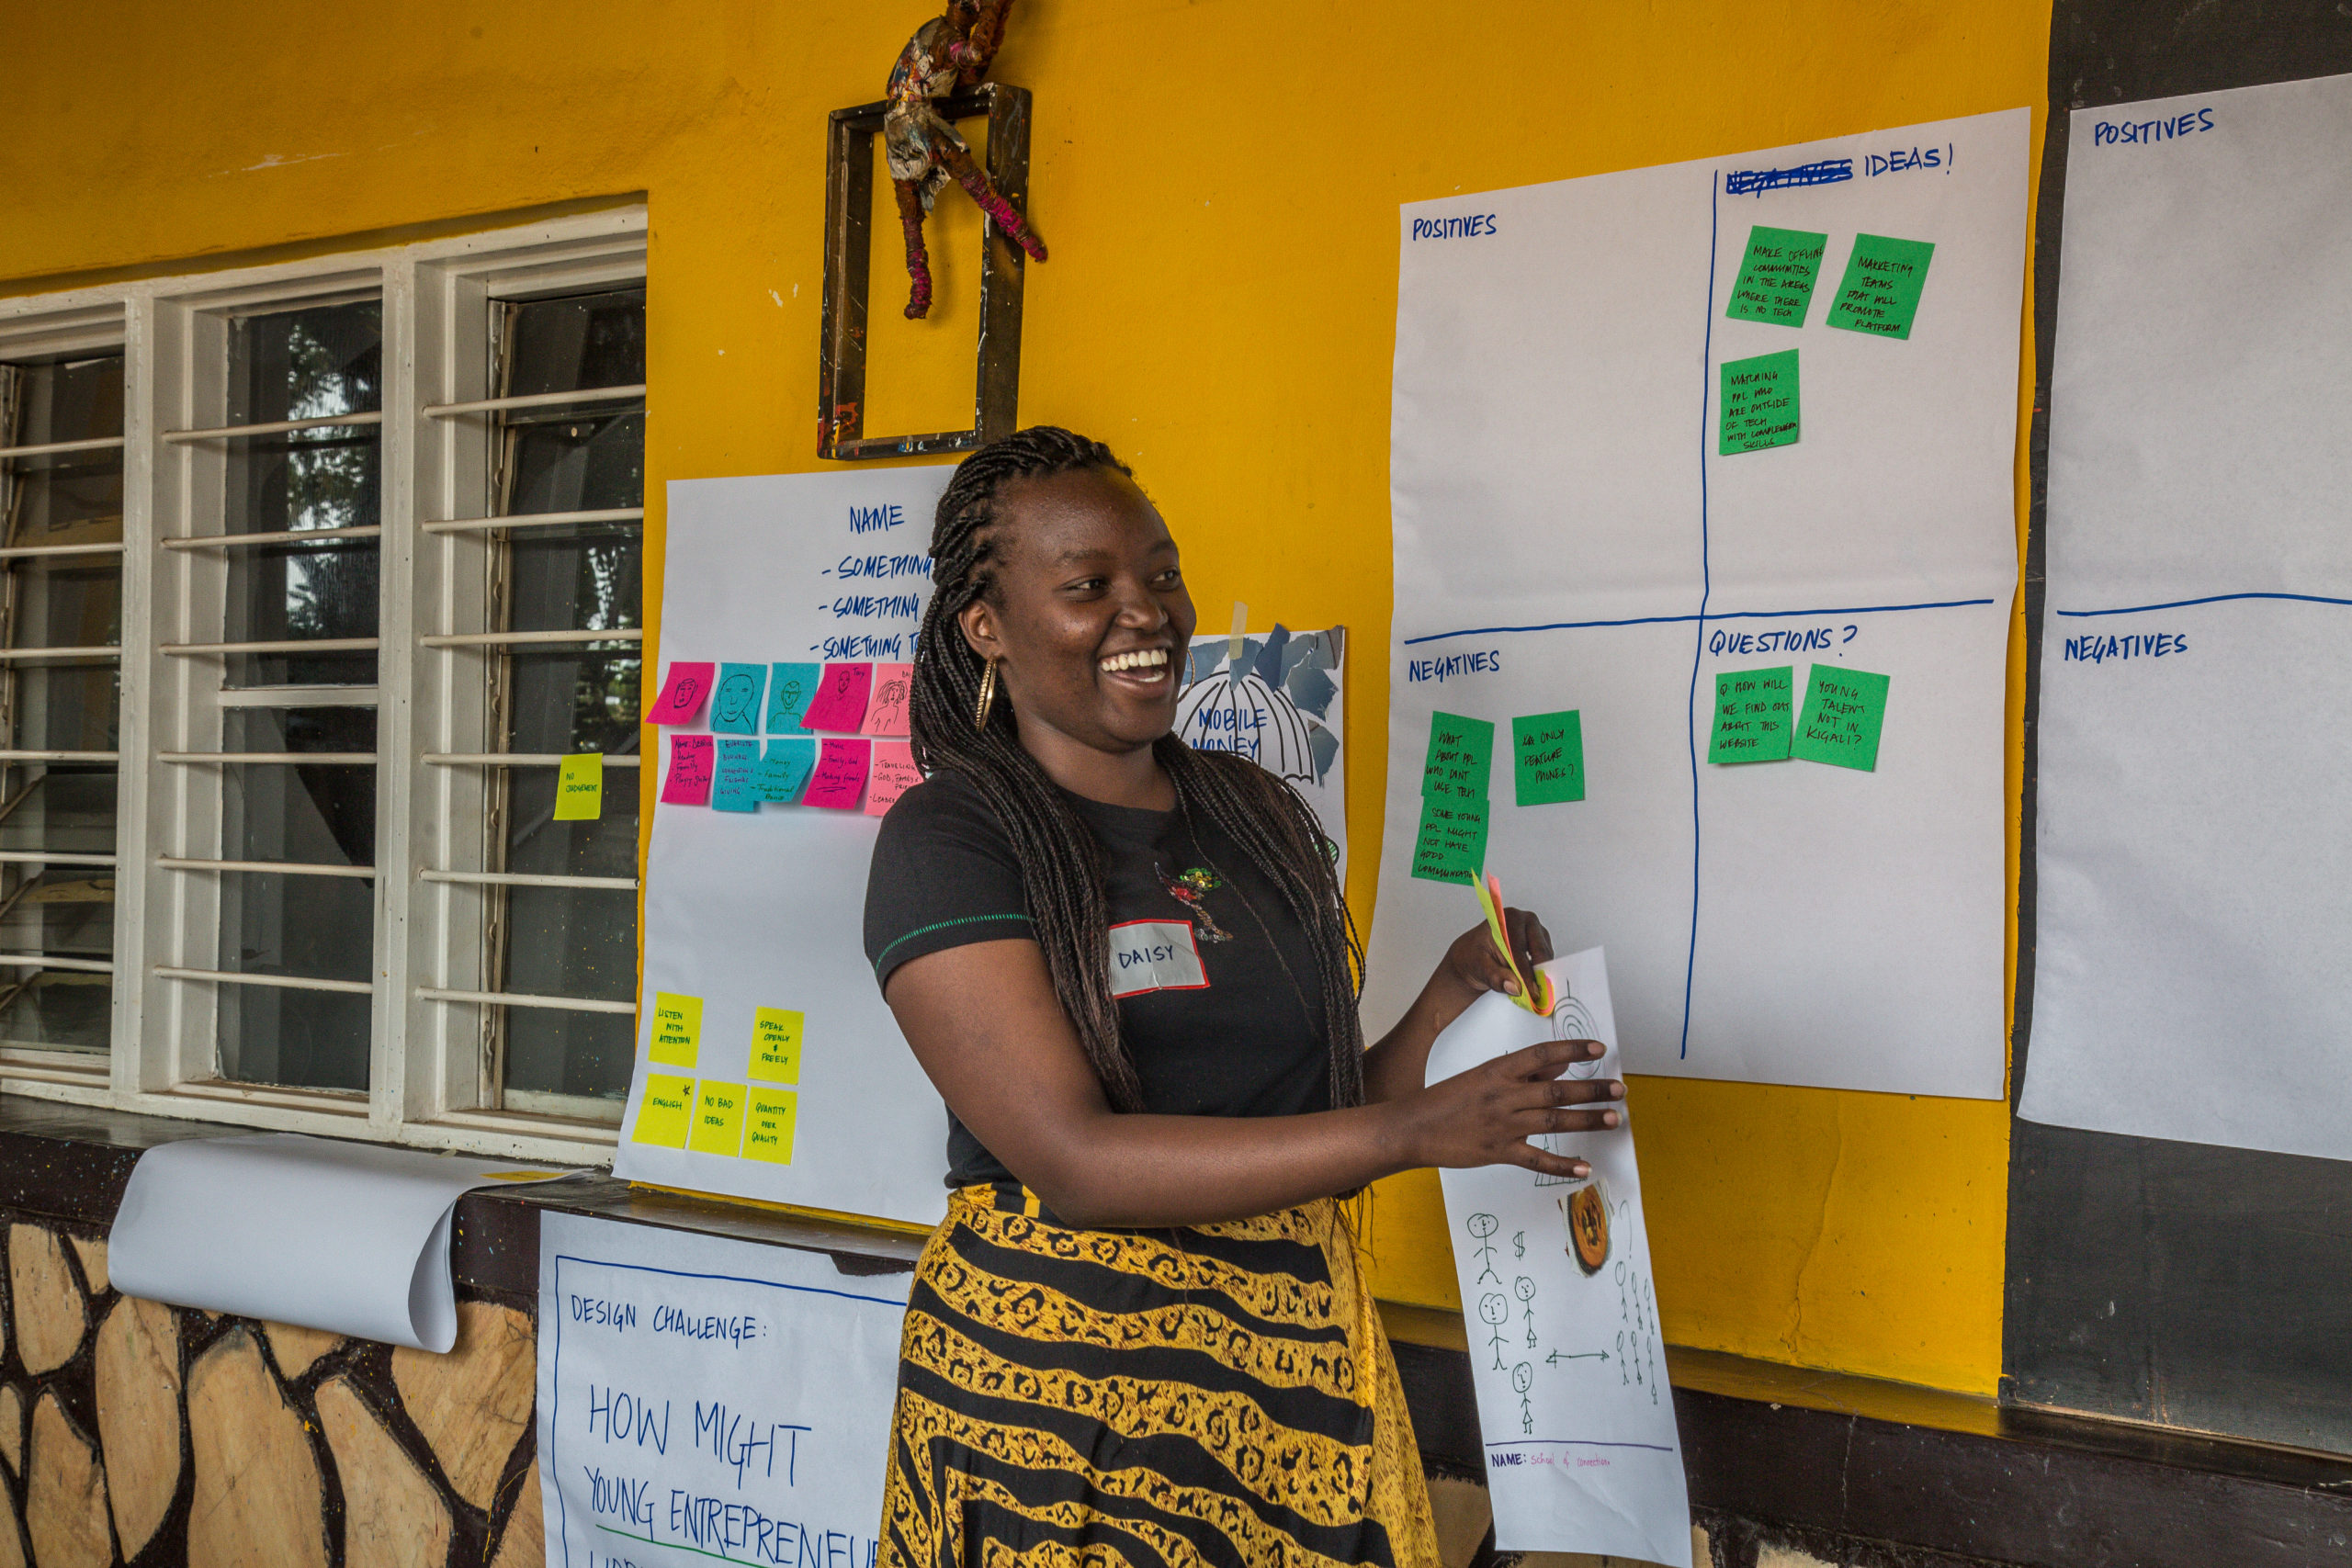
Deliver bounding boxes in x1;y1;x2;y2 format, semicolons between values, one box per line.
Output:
909;426;1367;1114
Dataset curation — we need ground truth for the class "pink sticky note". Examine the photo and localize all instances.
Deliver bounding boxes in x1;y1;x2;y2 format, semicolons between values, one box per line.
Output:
799;662;873;733
802;738;872;810
648;662;717;726
860;664;914;738
865;741;921;817
660;734;715;806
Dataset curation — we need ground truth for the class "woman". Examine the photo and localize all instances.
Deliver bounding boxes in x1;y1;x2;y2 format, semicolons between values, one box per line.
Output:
864;426;1624;1567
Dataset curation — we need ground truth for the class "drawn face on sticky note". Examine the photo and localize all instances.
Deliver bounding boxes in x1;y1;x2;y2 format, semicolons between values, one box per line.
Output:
711;664;765;736
648;662;716;726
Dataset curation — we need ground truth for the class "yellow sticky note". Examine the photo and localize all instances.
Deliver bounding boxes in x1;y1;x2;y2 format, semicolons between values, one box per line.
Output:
743;1088;798;1165
554;753;604;821
649;992;702;1067
630;1075;695;1147
688;1079;747;1156
750;1008;804;1084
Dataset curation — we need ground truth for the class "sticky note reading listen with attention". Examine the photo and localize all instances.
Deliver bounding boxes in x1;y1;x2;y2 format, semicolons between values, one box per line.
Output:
1724;225;1828;327
630;1075;695;1147
1708;667;1794;763
647;662;716;726
757;738;817;804
711;738;761;812
742;1089;798;1165
1510;711;1585;805
710;663;766;736
660;735;714;807
553;754;603;820
1792;665;1891;771
865;742;921;818
688;1080;747;1156
802;738;872;809
1826;234;1936;340
649;990;703;1067
1421;712;1495;801
1720;349;1800;454
765;662;821;732
800;662;874;732
1411;798;1488;885
750;1007;803;1084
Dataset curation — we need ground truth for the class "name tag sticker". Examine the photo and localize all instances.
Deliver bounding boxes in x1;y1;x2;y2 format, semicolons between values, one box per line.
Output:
1106;919;1209;999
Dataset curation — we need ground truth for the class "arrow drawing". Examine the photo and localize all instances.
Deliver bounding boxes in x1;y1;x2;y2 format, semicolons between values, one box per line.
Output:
1545;1349;1610;1365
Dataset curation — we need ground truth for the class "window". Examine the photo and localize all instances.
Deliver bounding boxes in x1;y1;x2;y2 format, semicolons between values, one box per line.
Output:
0;208;647;1162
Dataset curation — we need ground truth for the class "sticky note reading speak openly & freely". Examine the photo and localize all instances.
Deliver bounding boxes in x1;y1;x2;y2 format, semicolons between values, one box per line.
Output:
647;661;717;725
750;1008;804;1084
765;661;821;732
800;662;874;732
865;741;921;817
710;663;767;736
861;663;914;737
711;738;761;812
801;738;872;809
757;738;817;803
553;754;603;820
660;734;714;806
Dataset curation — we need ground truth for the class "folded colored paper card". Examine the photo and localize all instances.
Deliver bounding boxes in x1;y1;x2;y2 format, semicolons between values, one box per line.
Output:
647;661;716;725
710;663;766;736
660;734;714;806
800;662;874;732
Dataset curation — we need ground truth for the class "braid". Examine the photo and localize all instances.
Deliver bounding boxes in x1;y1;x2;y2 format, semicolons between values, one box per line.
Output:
910;426;1367;1115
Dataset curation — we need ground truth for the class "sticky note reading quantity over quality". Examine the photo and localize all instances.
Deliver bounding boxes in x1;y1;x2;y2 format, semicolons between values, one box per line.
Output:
742;1089;798;1165
750;1007;804;1084
1720;349;1800;455
1411;798;1488;885
756;737;817;803
649;991;703;1067
1724;225;1828;327
630;1074;694;1147
764;661;821;732
865;741;921;818
552;753;603;820
1510;711;1585;805
861;663;913;737
800;662;874;733
710;663;766;736
647;661;716;726
688;1080;747;1156
1708;666;1794;763
1792;664;1891;771
1826;233;1936;340
660;734;714;807
801;738;872;809
1421;712;1496;801
711;738;761;812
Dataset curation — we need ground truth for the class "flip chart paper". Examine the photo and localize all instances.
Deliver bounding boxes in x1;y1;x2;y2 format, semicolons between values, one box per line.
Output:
1412;797;1488;884
800;662;874;733
110;1135;571;1353
711;738;761;812
688;1080;747;1156
750;1008;804;1084
865;741;921;817
619;468;955;1225
803;739;872;810
765;661;821;732
1511;711;1586;805
553;753;604;820
1724;225;1828;327
757;738;817;803
1422;711;1496;800
649;991;703;1068
1826;233;1937;339
743;1089;800;1164
631;1075;695;1146
1173;626;1351;874
648;661;716;726
860;663;914;737
1707;667;1794;763
1426;950;1691;1564
1718;349;1801;454
1372;110;2024;1100
535;1212;908;1567
1792;665;1889;771
660;735;714;807
710;662;767;736
2022;75;2352;1162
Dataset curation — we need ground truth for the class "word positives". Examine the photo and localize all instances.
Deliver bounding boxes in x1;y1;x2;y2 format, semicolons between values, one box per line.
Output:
634;994;807;1163
2089;107;2213;148
1410;212;1498;242
647;659;920;818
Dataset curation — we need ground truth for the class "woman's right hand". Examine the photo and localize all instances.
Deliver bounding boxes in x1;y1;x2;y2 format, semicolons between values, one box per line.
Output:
1387;1037;1625;1179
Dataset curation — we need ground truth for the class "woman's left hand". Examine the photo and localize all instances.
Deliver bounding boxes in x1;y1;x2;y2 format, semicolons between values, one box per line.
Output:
1438;906;1554;1002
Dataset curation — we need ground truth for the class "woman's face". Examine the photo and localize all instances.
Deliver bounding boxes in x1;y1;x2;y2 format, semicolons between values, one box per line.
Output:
958;467;1198;755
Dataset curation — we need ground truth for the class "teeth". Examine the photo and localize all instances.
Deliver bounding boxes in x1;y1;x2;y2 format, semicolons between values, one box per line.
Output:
1100;649;1169;673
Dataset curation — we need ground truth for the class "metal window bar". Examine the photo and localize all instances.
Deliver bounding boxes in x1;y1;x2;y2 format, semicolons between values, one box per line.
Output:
159;751;378;765
153;965;374;996
421;505;643;536
0;851;115;868
0;435;126;461
418;628;641;649
419;869;637;891
160;412;384;444
424;752;639;766
156;857;377;880
0;542;126;561
162;637;379;657
0;750;118;762
161;525;382;552
420;385;646;419
0;647;119;662
415;987;637;1016
0;954;114;974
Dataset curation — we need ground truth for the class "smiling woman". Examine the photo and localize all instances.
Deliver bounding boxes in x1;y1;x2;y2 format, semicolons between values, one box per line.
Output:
858;426;1627;1566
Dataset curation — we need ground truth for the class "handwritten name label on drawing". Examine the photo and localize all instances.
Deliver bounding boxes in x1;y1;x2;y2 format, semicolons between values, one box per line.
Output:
2063;632;2187;663
1106;920;1207;998
1408;649;1503;684
1411;213;1498;241
2091;107;2213;147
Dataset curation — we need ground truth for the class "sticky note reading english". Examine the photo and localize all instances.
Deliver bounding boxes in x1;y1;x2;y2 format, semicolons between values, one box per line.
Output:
757;737;817;803
1719;349;1800;454
710;663;766;736
1826;233;1936;340
649;990;703;1067
1708;666;1794;763
688;1080;747;1156
1792;664;1891;771
553;753;603;820
711;738;761;813
647;661;715;726
742;1089;798;1165
630;1075;695;1147
1724;225;1828;327
659;735;714;807
1421;712;1495;802
1510;710;1585;805
750;1007;803;1084
765;661;821;732
1410;797;1488;885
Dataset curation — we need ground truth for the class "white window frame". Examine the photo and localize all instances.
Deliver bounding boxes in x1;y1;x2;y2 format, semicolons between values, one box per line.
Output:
0;207;648;1167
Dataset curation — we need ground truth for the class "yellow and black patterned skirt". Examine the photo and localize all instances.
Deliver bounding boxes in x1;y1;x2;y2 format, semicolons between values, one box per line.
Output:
881;1185;1441;1568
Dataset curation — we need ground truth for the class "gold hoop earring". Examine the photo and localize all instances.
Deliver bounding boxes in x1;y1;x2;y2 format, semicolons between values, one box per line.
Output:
973;656;1000;731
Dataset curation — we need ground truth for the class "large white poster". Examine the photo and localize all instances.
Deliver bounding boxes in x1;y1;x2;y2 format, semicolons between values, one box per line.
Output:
1368;109;2030;1098
2021;76;2352;1160
614;468;954;1225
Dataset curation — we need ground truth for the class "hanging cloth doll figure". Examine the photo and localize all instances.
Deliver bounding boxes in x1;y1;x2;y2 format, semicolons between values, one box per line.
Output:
885;0;1049;320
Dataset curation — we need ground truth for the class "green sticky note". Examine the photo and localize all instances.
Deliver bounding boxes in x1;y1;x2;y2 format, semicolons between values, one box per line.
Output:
630;1075;695;1147
1826;233;1936;340
553;753;603;820
649;991;703;1068
1410;797;1488;885
1720;349;1800;455
1792;665;1891;771
688;1080;747;1156
1510;711;1585;805
1707;667;1794;763
1724;226;1828;327
1420;712;1495;801
750;1006;803;1085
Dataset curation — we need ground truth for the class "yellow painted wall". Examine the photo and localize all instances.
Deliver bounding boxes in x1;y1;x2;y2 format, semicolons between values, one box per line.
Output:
1;0;2048;1395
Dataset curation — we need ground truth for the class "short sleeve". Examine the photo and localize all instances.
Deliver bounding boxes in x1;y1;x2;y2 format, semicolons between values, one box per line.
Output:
863;772;1034;990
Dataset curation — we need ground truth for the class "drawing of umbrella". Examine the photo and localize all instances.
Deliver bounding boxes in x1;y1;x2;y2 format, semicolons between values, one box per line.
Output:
1175;606;1323;784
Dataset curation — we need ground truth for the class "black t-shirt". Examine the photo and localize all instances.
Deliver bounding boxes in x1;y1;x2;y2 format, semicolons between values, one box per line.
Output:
863;768;1334;1188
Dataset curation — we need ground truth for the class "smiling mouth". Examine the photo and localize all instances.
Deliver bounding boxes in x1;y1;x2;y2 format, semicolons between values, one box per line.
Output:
1099;647;1171;684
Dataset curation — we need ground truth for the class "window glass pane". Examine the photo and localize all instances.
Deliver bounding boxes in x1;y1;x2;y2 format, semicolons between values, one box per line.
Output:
224;302;381;687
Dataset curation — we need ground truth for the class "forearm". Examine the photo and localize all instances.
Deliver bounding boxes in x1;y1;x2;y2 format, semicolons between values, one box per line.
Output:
1361;966;1482;1104
1017;1101;1408;1230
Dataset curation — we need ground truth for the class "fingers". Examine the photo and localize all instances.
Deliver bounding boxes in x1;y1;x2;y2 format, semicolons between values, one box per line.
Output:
1494;1037;1608;1079
1519;1143;1591;1180
1454;922;1523;997
1514;1104;1622;1134
1543;1077;1625;1106
1505;907;1555;971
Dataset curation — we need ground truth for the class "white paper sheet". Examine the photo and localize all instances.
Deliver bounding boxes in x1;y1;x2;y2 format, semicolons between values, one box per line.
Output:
2020;75;2352;1160
1368;110;2029;1098
613;468;955;1224
107;1134;571;1351
1174;625;1346;872
1426;948;1690;1564
534;1211;910;1567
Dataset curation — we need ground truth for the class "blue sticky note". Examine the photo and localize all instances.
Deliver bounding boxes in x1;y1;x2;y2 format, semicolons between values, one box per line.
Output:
709;664;765;736
765;662;821;733
756;737;817;804
712;738;761;812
